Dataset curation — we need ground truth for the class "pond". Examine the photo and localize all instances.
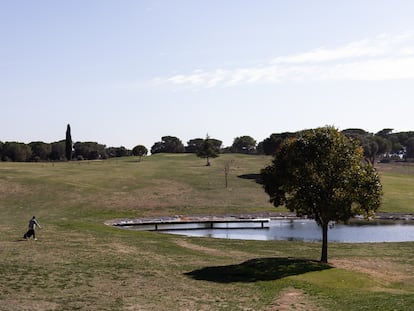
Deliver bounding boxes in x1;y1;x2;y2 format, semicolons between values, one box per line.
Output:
162;219;414;243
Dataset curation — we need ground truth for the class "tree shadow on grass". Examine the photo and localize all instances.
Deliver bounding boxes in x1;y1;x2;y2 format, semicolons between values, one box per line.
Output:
185;257;332;283
237;173;263;184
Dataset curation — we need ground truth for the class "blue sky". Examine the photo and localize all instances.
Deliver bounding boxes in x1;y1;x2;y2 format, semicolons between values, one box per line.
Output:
2;0;414;150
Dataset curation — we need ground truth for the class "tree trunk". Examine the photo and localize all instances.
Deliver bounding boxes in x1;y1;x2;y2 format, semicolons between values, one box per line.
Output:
320;222;329;263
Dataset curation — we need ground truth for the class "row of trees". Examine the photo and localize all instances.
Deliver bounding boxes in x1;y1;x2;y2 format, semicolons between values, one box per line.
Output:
0;140;149;162
260;128;414;163
149;135;257;154
0;125;149;162
3;126;414;162
151;129;414;164
151;136;224;155
0;134;252;162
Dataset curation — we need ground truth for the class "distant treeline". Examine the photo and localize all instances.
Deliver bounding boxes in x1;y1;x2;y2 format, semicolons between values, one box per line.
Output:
0;140;133;162
2;128;414;162
261;128;414;163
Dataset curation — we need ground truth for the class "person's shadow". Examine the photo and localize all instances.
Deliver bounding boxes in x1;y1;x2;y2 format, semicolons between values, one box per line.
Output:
185;257;331;283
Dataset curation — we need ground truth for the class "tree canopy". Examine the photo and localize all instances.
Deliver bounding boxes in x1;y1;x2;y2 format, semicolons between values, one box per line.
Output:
1;142;32;162
132;145;148;160
196;135;220;166
261;127;383;263
342;129;392;163
151;136;185;154
185;138;204;153
29;141;52;161
73;142;106;160
261;132;296;155
231;135;256;154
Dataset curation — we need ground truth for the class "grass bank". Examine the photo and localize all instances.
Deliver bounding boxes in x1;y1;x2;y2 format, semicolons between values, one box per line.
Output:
0;154;413;310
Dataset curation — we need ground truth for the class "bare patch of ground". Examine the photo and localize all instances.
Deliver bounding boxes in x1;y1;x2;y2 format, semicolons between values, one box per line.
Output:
0;180;32;196
269;287;323;311
174;239;248;258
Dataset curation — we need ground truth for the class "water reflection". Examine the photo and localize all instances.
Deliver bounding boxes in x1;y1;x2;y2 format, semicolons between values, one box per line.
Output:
163;219;414;243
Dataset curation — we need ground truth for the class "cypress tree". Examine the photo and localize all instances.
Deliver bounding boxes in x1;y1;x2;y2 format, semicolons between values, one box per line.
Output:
65;124;72;161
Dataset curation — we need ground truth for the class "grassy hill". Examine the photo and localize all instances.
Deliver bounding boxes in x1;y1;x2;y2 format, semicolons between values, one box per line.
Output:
0;154;413;310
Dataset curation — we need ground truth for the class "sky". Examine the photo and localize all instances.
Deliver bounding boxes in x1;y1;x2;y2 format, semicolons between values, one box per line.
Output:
2;0;414;150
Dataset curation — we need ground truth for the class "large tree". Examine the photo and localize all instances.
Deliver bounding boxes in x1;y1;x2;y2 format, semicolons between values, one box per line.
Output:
261;127;382;263
151;136;185;154
196;135;220;166
73;142;106;160
105;146;131;158
231;135;256;154
132;145;148;161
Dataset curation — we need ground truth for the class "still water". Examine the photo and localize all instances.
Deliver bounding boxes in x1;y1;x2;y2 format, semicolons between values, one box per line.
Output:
163;219;414;243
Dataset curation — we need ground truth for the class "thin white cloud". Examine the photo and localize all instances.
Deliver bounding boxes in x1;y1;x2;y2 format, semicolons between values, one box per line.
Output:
154;32;414;88
272;32;414;64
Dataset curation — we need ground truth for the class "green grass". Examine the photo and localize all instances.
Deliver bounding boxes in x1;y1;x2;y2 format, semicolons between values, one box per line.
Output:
0;155;413;310
374;162;414;213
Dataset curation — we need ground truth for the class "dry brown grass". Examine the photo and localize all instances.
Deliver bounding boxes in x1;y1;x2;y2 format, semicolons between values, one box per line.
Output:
174;239;250;258
1;157;414;310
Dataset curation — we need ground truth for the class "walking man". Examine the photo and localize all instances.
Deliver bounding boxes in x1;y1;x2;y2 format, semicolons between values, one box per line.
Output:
24;216;41;240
